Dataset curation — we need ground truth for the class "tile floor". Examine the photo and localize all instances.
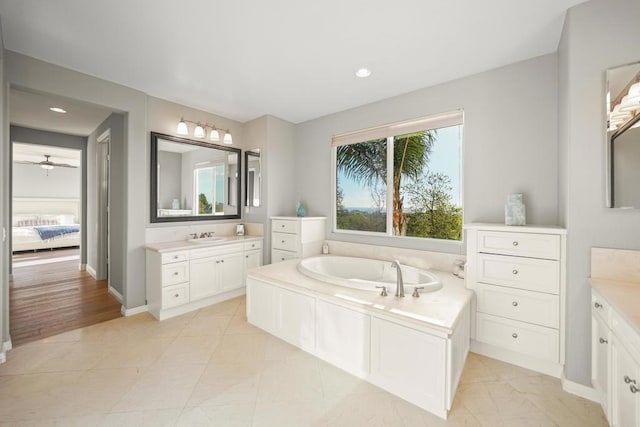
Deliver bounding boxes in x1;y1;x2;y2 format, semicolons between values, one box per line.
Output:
0;296;608;426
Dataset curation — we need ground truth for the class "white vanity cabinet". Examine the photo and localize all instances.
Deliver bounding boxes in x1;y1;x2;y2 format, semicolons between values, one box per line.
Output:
146;238;263;320
591;287;640;427
270;216;325;263
465;223;566;377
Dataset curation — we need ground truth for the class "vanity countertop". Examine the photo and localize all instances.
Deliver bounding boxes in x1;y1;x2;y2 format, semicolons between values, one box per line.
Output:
146;235;263;253
591;278;640;336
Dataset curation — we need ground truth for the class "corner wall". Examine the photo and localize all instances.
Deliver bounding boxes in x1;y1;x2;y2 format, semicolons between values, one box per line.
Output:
558;0;640;385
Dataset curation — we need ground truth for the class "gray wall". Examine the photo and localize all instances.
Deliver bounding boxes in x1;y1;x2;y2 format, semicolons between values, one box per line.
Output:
13;164;80;198
87;113;125;295
611;126;640;208
157;151;182;210
4;51;149;309
558;0;640;385
294;54;559;254
9;126;87;265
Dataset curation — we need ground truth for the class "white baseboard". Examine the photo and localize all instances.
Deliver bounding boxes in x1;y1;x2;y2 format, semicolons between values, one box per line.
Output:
86;265;97;279
108;286;123;303
79;263;86;271
561;372;599;402
0;340;13;364
151;288;245;321
121;305;148;316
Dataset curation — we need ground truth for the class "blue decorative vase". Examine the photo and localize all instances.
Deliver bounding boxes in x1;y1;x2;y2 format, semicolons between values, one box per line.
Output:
505;194;526;226
296;202;306;217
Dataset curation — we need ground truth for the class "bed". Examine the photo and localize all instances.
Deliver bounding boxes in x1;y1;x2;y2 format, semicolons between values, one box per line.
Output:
12;197;81;253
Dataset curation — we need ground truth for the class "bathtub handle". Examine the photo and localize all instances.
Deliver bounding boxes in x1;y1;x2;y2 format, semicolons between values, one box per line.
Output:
375;286;388;297
412;287;424;298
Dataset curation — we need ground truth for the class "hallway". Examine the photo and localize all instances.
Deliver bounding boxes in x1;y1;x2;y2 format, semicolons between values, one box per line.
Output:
10;248;121;346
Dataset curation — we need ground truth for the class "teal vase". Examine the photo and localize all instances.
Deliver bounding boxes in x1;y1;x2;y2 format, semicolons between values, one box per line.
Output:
296;202;306;217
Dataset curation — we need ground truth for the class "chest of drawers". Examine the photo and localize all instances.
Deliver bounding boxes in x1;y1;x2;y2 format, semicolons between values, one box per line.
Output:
270;216;326;263
465;223;567;377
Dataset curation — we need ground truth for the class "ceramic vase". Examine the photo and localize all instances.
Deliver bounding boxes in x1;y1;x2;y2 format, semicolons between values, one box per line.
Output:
296;202;306;217
505;194;526;226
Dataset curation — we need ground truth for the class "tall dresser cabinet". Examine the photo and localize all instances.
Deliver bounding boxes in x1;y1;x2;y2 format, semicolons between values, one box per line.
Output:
270;216;326;263
465;223;567;377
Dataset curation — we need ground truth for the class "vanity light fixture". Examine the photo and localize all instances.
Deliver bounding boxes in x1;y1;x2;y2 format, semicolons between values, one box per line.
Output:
174;118;233;144
609;77;640;130
49;107;67;113
355;68;372;78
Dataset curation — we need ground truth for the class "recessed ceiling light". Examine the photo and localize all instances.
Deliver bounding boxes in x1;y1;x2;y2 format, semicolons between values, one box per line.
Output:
49;107;67;114
355;68;372;78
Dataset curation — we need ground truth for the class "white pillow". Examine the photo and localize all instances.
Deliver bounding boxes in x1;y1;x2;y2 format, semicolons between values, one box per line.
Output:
56;214;76;225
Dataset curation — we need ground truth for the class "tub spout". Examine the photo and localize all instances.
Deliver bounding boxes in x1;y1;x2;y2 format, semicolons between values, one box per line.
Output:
391;260;405;297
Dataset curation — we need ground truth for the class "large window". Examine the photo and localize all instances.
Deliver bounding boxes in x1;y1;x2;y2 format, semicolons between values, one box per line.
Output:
194;165;225;215
333;111;463;241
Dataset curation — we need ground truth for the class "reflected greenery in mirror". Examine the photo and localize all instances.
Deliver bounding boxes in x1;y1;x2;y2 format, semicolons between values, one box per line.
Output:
606;62;640;208
150;132;241;222
245;149;261;207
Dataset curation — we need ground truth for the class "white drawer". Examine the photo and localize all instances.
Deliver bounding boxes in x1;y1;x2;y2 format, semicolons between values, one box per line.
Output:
476;283;559;328
477;231;560;260
162;283;190;309
478;253;559;294
272;219;297;234
244;240;262;251
161;251;189;264
161;261;189;287
477;313;559;363
272;232;298;252
272;248;299;263
591;290;610;326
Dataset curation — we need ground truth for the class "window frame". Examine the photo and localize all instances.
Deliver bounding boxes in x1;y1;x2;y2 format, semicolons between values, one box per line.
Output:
331;111;464;244
193;163;225;216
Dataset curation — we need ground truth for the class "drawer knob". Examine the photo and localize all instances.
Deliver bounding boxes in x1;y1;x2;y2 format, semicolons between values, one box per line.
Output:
624;375;636;385
281;240;285;243
512;301;518;307
251;244;255;247
174;293;179;298
512;333;518;339
512;241;519;246
512;269;518;275
173;272;179;276
281;258;285;261
599;338;608;344
594;302;602;309
174;255;179;259
281;224;285;228
246;255;249;258
221;260;225;263
631;384;639;394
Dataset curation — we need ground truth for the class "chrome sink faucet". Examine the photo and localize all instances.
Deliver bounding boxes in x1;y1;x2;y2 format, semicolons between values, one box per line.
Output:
199;231;214;238
391;260;405;297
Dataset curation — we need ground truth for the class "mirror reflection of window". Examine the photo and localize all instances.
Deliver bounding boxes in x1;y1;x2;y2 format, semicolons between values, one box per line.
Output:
194;165;225;215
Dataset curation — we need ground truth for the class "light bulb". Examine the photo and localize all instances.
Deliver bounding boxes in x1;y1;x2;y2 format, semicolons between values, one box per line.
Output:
176;119;188;135
194;124;205;138
223;131;233;144
209;128;220;141
619;94;640;113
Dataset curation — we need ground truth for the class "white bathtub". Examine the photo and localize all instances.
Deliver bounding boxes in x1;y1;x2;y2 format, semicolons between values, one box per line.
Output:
297;255;443;293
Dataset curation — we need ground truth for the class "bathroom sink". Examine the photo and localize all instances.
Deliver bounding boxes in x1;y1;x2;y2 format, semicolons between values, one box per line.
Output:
188;237;226;244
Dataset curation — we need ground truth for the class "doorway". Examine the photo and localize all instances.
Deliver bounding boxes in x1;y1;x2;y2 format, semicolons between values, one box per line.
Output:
8;88;122;346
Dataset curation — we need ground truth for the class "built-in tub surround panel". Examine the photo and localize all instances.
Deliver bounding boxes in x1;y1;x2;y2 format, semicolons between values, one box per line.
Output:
325;240;465;274
145;222;263;244
247;260;472;419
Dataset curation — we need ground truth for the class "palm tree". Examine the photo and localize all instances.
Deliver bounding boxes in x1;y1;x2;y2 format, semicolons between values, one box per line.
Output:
337;131;435;235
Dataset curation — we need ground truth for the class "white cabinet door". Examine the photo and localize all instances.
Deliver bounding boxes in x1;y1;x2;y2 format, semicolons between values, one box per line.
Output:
189;256;218;301
611;336;640;427
246;278;277;335
592;313;610;420
370;317;447;417
245;249;263;271
219;252;245;292
316;300;370;377
277;288;315;352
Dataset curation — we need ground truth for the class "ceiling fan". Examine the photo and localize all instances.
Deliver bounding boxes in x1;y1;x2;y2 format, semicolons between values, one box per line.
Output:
15;154;78;170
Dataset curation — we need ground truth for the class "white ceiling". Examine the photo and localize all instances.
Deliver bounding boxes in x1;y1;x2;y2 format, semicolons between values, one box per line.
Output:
13;142;81;167
10;89;113;136
0;0;587;124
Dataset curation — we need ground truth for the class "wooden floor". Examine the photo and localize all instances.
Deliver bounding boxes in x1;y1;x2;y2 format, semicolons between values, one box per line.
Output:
10;248;122;347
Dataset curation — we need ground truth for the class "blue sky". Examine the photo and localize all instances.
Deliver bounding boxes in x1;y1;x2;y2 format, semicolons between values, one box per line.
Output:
338;125;462;209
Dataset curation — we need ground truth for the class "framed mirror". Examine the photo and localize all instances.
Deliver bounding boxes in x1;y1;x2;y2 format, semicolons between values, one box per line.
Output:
150;132;241;222
245;149;261;207
606;62;640;208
